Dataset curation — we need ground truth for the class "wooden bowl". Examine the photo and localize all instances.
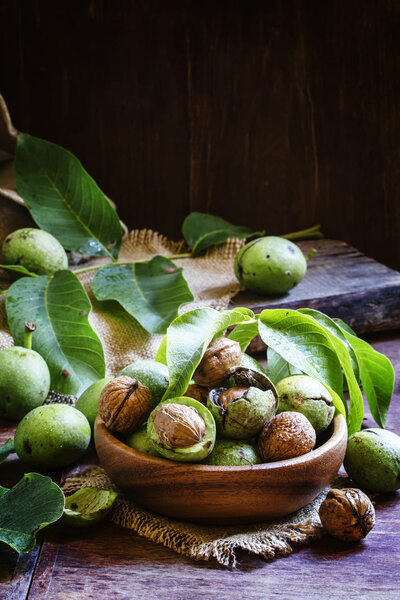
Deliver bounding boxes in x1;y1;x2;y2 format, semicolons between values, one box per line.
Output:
94;414;347;524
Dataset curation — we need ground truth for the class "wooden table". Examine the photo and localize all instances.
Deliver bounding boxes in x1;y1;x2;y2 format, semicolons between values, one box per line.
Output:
1;331;399;600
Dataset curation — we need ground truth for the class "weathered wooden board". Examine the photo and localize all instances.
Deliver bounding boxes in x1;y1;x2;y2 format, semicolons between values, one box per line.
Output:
230;239;400;352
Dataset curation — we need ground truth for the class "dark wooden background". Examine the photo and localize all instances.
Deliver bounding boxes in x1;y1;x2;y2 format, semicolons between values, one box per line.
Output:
1;0;399;269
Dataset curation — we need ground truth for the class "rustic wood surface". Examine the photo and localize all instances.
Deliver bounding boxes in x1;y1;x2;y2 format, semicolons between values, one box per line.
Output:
232;239;400;351
1;0;399;270
0;331;399;599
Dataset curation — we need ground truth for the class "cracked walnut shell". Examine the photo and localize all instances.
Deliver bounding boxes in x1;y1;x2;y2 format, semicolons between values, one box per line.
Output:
319;488;375;542
98;376;152;435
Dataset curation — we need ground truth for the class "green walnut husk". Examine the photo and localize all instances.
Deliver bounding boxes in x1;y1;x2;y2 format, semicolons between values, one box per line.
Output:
75;376;113;431
147;397;216;463
344;428;400;493
0;346;51;420
203;439;261;466
234;236;307;295
14;404;91;468
2;228;68;276
125;423;160;456
276;374;335;435
63;487;118;528
207;367;278;439
117;359;169;408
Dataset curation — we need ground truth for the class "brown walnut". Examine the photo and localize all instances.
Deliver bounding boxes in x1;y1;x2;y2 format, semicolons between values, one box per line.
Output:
217;386;249;409
98;376;152;435
319;488;375;542
184;384;209;405
258;411;316;462
193;337;242;387
153;403;206;448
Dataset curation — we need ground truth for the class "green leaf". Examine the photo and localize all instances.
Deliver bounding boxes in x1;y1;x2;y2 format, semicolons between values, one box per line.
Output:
299;309;360;382
182;212;261;256
6;270;105;396
15;134;122;259
266;348;302;384
228;319;259;351
163;308;256;400
155;336;167;365
0;473;64;553
258;309;346;415
298;310;364;434
240;353;266;375
0;439;15;464
0;265;37;277
335;321;395;428
91;257;194;334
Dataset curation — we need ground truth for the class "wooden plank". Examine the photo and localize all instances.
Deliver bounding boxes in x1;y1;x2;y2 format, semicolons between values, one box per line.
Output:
230;239;400;351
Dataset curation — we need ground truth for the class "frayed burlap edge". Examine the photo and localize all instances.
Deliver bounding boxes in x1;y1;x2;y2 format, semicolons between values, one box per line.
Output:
61;467;345;568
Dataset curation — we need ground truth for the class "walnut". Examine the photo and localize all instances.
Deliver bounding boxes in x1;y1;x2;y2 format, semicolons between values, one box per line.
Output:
217;386;249;409
193;337;242;387
184;383;209;405
258;411;316;462
319;488;375;542
98;376;152;435
152;403;206;448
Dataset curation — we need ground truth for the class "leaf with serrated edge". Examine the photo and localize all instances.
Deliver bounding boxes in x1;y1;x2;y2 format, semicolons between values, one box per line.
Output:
6;270;105;396
0;473;64;553
163;308;256;400
182;212;261;256
15;134;122;259
335;320;394;428
258;309;346;416
92;257;194;334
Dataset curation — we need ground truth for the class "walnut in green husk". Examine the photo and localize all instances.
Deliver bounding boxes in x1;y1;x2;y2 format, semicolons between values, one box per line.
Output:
207;367;278;439
319;488;375;542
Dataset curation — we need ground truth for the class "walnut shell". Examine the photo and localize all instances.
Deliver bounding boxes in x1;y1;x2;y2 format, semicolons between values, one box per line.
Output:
152;403;206;448
98;376;152;435
258;411;316;462
193;337;242;387
319;488;375;542
184;384;209;405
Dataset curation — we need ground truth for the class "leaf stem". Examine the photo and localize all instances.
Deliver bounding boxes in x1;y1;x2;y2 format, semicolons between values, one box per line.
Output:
306;248;317;262
23;322;36;349
72;253;193;275
282;224;323;241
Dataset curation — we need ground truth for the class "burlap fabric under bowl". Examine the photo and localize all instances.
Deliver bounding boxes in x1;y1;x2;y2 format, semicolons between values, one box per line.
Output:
0;227;337;567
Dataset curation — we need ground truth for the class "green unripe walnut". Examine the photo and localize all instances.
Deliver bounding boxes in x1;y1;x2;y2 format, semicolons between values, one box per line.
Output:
203;439;261;466
15;404;91;468
0;346;50;420
125;423;160;457
276;374;335;435
344;428;400;493
234;236;307;295
2;228;68;276
75;377;113;431
117;360;169;408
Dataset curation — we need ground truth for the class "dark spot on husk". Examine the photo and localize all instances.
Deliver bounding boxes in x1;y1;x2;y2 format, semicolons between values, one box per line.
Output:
23;439;32;454
287;245;295;254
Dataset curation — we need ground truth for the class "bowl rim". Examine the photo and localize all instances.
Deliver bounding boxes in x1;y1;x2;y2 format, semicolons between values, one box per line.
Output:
95;412;347;473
